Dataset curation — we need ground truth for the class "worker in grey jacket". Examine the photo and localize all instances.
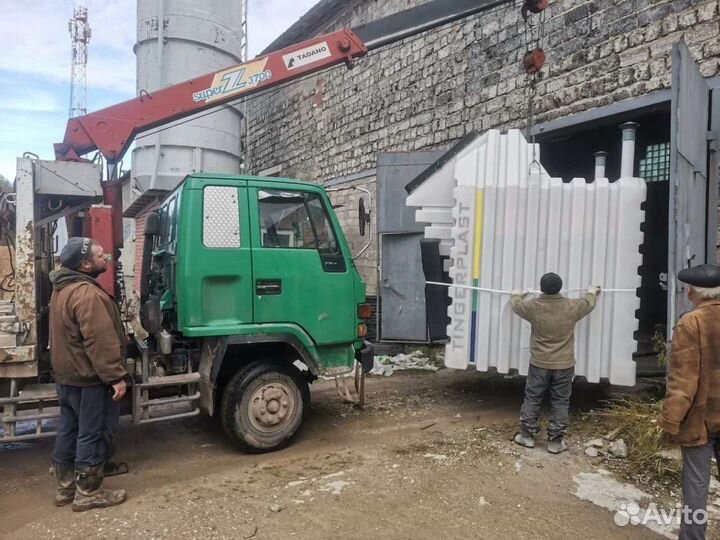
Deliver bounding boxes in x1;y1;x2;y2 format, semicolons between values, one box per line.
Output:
510;272;601;454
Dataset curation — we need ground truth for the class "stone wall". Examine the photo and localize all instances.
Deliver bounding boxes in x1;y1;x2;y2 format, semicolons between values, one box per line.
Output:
247;0;719;184
246;0;720;300
325;176;378;294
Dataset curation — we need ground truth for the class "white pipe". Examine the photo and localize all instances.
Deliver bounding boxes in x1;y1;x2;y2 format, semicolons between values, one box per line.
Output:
593;151;608;180
149;0;165;189
619;122;639;178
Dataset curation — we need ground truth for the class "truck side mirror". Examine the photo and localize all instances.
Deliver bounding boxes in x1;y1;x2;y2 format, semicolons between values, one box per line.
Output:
144;211;160;237
358;197;371;237
140;211;160;303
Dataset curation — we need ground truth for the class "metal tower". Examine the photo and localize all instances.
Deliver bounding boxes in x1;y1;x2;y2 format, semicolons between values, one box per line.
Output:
68;5;91;118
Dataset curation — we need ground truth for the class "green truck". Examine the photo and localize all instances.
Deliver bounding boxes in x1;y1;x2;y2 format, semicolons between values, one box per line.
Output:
1;162;373;450
136;174;373;451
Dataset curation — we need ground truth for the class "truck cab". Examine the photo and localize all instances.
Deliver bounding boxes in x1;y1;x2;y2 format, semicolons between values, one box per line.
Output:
138;174;373;451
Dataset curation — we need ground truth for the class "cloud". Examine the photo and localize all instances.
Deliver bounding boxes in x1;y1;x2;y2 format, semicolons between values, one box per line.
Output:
248;0;320;57
0;94;62;113
0;109;59;181
1;0;136;95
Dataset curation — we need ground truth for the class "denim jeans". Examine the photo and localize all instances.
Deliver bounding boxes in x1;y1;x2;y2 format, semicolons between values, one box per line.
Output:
519;364;574;440
52;384;113;468
104;399;120;463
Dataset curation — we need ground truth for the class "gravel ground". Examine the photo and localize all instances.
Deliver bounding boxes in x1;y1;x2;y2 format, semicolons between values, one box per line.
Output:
1;369;712;539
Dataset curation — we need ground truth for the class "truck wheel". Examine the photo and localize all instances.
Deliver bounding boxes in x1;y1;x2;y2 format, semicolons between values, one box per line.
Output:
220;361;309;453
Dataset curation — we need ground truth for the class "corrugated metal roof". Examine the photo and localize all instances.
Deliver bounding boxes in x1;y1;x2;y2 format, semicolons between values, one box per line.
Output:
408;130;646;386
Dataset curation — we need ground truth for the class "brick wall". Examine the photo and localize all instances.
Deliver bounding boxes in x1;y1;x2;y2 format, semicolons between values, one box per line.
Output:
247;0;719;182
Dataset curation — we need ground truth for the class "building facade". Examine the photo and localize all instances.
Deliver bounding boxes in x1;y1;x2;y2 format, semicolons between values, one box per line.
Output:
246;0;720;300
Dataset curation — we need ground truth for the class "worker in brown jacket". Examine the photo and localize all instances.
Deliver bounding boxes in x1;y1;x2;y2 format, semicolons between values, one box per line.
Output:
659;264;720;540
510;272;601;454
49;237;128;512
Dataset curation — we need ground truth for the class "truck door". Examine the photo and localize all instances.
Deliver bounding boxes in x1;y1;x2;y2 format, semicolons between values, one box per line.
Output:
249;184;356;345
667;39;717;333
177;181;254;329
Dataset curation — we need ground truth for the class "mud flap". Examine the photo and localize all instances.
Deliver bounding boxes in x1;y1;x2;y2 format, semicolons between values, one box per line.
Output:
199;337;227;416
355;340;374;374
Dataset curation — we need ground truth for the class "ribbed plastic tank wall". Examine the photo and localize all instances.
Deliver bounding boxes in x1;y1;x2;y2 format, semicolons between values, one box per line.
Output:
407;130;646;386
132;0;246;191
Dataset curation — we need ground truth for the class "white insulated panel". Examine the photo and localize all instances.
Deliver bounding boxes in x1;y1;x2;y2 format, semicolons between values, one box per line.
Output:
411;130;646;386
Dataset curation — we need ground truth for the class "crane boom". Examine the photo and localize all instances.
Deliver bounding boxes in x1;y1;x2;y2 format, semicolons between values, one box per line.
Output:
54;0;512;164
54;28;367;162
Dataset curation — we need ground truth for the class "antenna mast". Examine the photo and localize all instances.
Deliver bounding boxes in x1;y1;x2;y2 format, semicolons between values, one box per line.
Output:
68;5;91;118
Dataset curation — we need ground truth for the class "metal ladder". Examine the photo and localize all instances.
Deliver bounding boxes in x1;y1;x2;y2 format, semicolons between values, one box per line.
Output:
131;340;201;424
0;300;60;443
0;382;59;443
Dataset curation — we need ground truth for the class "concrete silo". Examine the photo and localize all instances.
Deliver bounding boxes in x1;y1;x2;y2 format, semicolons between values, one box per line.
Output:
124;0;247;294
132;0;247;190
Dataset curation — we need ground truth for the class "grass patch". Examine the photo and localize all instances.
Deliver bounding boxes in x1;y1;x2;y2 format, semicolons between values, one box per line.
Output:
582;396;681;489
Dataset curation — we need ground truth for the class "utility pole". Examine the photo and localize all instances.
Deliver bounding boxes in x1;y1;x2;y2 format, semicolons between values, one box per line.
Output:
68;5;91;118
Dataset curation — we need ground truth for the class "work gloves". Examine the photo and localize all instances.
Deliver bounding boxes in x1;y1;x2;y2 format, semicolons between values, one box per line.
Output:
588;285;602;296
511;289;530;297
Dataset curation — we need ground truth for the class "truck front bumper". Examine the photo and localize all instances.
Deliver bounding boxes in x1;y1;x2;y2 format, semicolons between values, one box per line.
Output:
355;340;375;374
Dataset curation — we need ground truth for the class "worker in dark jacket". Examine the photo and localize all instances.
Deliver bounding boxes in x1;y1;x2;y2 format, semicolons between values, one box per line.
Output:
659;264;720;540
49;237;128;512
510;272;600;454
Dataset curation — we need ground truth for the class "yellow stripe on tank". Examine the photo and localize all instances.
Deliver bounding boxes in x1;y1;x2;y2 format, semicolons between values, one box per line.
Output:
473;189;484;280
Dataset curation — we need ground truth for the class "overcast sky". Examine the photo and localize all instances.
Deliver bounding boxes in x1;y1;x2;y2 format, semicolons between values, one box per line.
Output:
0;0;319;181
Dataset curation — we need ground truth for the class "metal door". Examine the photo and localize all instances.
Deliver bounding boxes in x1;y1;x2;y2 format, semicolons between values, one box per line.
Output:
380;233;428;341
377;151;442;342
668;40;714;331
711;87;720;264
377;152;443;234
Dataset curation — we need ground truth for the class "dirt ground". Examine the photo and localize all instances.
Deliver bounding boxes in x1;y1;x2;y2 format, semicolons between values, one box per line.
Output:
1;370;715;540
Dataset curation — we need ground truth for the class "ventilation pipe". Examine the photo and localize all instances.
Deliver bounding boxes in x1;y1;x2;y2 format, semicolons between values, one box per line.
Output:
619;122;639;178
593;151;608;180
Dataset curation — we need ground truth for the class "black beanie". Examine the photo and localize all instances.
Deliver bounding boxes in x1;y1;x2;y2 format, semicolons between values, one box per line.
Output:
540;272;563;295
59;237;93;269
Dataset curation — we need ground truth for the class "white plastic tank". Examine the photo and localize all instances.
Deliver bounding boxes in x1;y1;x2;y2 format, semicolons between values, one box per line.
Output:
406;130;647;386
131;0;246;192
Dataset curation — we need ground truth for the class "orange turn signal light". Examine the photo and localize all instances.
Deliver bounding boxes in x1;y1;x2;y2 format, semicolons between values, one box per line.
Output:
357;303;372;319
358;323;368;338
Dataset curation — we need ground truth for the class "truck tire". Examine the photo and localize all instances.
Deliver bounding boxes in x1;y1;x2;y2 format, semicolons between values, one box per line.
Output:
220;361;310;453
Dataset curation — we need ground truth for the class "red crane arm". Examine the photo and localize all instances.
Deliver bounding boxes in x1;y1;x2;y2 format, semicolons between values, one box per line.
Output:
54;29;367;163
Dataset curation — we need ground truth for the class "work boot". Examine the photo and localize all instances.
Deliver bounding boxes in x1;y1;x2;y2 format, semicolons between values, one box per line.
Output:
72;464;127;512
513;431;535;448
52;460;76;506
547;437;568;454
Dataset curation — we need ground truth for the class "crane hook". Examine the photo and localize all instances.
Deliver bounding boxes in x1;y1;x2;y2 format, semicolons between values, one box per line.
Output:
521;0;549;22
